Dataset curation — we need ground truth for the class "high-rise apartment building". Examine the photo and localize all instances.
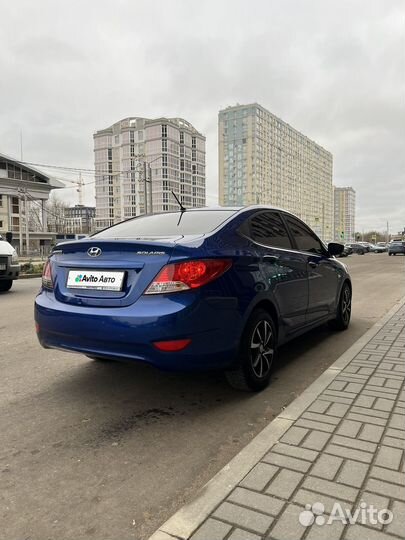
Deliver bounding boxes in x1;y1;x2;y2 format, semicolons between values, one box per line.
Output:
94;117;206;229
218;103;333;240
333;186;356;242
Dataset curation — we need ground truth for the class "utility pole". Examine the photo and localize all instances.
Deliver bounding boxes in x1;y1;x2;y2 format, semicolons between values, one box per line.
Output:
20;130;23;161
386;220;389;243
18;189;23;255
148;164;153;214
24;189;29;255
143;161;148;215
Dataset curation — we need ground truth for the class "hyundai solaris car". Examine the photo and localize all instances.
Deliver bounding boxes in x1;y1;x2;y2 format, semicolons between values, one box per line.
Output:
35;206;351;391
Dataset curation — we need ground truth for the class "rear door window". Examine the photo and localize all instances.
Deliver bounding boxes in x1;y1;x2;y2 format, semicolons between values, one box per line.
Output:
243;211;293;249
285;216;326;255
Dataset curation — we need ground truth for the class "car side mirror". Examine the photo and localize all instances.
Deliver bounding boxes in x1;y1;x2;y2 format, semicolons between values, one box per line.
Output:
328;242;344;256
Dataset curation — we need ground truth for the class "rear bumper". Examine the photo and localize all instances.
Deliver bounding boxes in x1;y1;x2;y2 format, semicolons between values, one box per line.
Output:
34;289;242;371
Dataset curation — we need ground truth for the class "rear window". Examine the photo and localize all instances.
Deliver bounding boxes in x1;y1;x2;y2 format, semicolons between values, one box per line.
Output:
94;210;236;238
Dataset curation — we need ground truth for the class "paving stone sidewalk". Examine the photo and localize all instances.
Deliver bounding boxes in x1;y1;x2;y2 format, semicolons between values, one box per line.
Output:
187;304;405;540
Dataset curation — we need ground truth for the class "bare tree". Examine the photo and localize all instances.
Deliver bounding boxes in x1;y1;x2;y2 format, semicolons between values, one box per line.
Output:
28;202;43;231
47;194;68;233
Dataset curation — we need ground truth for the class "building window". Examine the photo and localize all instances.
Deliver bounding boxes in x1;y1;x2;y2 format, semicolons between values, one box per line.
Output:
12;197;19;214
162;139;167;152
162;124;167;138
162;168;168;179
0;195;3;207
108;148;112;161
162;155;168;167
180;131;184;144
192;136;196;149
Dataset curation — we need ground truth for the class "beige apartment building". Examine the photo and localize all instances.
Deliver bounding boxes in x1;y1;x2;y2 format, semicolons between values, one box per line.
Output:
218;103;333;241
334;186;356;242
94;117;206;230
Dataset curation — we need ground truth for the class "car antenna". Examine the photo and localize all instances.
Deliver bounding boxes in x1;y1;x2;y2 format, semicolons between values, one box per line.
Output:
171;190;187;213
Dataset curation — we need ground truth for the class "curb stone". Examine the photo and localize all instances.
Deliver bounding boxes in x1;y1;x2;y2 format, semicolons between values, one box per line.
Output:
148;295;405;540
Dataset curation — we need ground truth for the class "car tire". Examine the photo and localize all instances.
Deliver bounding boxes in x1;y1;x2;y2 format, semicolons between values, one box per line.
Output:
0;279;13;292
225;309;277;392
328;282;352;331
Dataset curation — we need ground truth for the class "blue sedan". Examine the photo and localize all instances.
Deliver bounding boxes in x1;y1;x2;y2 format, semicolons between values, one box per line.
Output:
35;206;351;391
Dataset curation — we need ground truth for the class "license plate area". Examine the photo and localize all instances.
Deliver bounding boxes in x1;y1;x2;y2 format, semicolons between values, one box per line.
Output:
67;270;125;291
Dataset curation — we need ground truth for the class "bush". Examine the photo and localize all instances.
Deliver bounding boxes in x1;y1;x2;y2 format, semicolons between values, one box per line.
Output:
20;261;45;275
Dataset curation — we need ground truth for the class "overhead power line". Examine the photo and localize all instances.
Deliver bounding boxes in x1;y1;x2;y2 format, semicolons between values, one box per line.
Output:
18;158;147;176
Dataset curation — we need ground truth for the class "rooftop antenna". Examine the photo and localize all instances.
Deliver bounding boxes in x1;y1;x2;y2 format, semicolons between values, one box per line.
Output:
171;190;186;213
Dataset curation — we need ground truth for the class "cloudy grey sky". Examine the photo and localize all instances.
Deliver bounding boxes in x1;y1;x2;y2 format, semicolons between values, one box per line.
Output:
1;0;404;233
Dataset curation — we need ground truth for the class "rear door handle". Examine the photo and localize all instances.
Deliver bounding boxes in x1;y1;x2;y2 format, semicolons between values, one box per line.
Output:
308;261;317;268
263;255;279;264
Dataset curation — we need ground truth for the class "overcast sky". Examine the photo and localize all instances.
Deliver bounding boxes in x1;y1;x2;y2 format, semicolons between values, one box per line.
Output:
1;0;404;233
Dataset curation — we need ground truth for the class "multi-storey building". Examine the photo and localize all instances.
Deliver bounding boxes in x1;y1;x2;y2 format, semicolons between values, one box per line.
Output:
94;117;206;229
333;186;356;242
64;205;95;235
0;152;62;254
218;103;333;241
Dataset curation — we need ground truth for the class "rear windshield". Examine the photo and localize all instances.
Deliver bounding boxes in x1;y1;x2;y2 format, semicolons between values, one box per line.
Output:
94;210;236;238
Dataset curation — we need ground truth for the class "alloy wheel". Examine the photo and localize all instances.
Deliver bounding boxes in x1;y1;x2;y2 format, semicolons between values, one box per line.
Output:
250;320;274;378
341;286;352;325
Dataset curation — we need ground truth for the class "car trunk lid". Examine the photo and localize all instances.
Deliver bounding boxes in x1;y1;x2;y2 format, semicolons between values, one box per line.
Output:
50;238;180;307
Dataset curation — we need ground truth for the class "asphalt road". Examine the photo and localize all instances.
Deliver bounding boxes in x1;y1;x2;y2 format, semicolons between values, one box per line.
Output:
1;254;404;540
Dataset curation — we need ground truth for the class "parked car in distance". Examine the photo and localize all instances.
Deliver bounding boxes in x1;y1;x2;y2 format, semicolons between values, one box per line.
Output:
35;206;352;391
388;241;405;256
357;242;374;252
0;235;20;292
370;243;387;253
338;244;352;257
345;243;366;255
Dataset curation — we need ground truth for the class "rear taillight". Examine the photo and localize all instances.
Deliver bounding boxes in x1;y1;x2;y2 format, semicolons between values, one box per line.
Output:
144;259;232;294
42;260;53;289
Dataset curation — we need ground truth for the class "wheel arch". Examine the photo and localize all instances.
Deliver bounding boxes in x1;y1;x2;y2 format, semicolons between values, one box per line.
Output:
243;298;280;339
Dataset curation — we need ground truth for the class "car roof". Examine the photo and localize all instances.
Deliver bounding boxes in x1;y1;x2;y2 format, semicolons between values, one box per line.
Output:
142;205;302;218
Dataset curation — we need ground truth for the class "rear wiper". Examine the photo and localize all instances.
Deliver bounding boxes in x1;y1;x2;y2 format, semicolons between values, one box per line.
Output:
171;190;187;226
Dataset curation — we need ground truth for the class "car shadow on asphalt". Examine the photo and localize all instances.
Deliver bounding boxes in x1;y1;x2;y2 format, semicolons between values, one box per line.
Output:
21;322;351;450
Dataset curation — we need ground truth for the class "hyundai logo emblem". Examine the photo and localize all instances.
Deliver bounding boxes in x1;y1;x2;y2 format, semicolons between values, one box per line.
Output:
87;247;102;257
